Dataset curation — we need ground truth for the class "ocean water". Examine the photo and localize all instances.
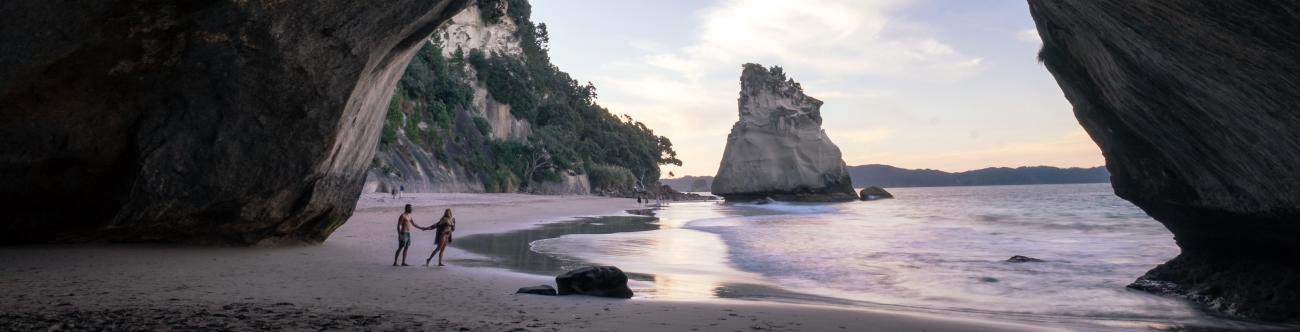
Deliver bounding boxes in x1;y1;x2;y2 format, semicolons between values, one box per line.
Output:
456;184;1280;330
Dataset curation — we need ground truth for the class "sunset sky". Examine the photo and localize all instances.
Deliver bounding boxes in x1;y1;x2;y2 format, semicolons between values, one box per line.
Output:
532;0;1103;177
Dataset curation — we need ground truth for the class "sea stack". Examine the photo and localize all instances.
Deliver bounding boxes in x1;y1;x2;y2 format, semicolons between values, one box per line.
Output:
1031;0;1300;322
711;64;857;202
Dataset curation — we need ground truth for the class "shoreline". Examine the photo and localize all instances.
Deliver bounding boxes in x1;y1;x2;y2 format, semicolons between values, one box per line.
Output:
0;193;1057;331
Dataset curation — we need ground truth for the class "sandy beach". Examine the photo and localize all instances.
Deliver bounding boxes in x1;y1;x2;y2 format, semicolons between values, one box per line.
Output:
0;193;1057;331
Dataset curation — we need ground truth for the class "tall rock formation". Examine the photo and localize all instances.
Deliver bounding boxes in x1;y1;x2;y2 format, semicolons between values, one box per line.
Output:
0;0;470;244
1029;0;1300;322
712;64;857;202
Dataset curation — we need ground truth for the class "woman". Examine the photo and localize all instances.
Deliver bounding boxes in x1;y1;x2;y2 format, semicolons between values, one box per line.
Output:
422;208;456;267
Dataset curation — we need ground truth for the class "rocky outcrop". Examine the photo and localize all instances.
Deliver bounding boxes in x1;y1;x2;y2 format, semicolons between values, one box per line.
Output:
0;0;470;244
858;187;893;201
555;266;634;299
711;64;857;202
367;134;487;194
436;3;525;59
1006;255;1044;263
1030;0;1300;322
515;285;557;296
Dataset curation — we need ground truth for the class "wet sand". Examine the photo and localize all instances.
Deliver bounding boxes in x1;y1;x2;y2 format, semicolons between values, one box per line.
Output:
0;193;1057;331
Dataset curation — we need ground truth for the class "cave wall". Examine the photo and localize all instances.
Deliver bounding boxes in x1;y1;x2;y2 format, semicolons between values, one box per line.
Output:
0;0;470;245
1029;0;1300;322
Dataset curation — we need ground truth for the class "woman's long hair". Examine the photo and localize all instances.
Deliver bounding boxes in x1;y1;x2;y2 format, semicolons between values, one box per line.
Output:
442;208;453;220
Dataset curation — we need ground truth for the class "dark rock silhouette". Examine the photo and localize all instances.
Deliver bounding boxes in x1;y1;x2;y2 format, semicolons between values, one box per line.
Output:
858;187;893;201
1030;0;1300;322
515;285;557;296
1006;255;1044;263
0;0;470;244
555;266;633;299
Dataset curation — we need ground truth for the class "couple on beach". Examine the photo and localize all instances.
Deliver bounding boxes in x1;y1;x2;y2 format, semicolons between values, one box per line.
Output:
393;204;456;267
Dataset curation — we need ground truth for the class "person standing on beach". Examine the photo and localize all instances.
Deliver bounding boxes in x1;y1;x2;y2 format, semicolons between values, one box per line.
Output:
423;208;457;267
393;204;425;266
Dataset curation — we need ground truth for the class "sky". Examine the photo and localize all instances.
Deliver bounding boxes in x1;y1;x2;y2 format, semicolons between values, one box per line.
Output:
531;0;1103;177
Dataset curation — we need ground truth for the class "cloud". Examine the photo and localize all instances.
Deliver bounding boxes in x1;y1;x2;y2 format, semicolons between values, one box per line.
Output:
1015;28;1041;44
653;0;983;78
595;0;990;176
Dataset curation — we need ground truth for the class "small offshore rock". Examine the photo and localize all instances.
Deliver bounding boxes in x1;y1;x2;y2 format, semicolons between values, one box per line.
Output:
556;266;634;299
515;285;557;296
1007;255;1045;263
858;186;893;201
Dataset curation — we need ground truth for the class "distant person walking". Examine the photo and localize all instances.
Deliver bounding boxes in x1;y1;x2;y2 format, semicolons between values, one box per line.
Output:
393;204;425;266
422;208;457;267
399;185;405;198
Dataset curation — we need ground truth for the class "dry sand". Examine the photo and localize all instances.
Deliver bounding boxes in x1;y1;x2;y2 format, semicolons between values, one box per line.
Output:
0;193;1060;331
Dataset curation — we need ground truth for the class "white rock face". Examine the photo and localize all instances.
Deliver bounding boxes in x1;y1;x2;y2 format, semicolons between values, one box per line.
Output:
437;0;531;141
711;64;857;202
436;3;524;59
470;79;531;140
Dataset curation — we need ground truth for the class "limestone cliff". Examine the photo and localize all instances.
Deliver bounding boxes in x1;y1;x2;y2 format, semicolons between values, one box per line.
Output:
0;0;470;244
711;64;857;202
1030;0;1300;322
366;0;590;195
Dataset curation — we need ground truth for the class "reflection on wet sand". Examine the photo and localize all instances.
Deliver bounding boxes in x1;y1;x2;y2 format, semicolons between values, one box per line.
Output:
452;210;773;300
452;215;659;276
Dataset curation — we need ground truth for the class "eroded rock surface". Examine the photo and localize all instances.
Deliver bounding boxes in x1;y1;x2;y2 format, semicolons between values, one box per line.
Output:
555;266;633;299
712;64;857;202
0;0;470;244
1029;0;1300;322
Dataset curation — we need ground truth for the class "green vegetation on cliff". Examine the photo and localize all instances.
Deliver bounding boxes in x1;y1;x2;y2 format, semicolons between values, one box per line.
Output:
377;0;680;192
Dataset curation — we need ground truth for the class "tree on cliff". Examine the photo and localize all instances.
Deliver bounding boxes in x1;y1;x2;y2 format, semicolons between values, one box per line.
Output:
377;0;681;192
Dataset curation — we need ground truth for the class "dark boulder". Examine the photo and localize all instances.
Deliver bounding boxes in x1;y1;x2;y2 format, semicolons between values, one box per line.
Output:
1030;0;1300;322
515;285;557;296
1006;255;1044;263
858;187;893;201
0;0;470;244
555;266;633;299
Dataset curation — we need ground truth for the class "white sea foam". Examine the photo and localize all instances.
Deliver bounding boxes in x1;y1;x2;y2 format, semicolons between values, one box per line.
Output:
528;184;1268;329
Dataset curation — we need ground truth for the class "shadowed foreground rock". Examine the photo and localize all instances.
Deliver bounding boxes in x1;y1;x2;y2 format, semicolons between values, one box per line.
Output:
0;0;469;244
1029;0;1300;322
516;285;557;296
712;64;857;202
556;266;633;299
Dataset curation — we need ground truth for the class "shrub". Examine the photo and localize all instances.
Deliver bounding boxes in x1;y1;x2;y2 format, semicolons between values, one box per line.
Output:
587;164;635;192
473;116;492;137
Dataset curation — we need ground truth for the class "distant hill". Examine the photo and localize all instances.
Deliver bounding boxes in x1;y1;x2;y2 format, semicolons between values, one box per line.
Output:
847;164;1110;188
659;175;713;192
663;165;1109;191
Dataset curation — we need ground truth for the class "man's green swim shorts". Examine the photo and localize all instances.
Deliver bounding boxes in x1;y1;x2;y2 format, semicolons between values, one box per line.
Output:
399;232;411;247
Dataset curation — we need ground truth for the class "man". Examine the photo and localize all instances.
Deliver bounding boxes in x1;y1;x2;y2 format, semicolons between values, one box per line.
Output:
393;204;425;266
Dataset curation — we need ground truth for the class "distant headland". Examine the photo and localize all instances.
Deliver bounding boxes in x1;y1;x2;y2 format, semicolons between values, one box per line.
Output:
663;164;1108;191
